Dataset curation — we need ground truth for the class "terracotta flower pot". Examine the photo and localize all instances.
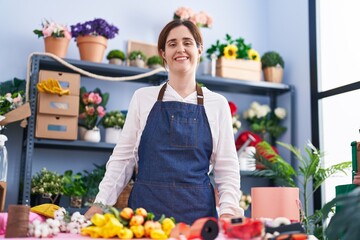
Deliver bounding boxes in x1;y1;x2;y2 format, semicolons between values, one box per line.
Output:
76;35;108;63
263;67;283;83
44;37;70;58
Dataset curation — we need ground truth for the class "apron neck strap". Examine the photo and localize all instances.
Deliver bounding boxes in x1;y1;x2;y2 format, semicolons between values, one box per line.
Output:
157;82;204;105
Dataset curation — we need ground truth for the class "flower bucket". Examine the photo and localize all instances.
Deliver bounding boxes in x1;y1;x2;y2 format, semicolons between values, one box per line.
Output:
83;127;101;142
251;187;300;221
105;127;122;144
44;37;70;58
76;35;108;63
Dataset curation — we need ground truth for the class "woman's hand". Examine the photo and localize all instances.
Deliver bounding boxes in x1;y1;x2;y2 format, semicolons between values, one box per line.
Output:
84;205;103;220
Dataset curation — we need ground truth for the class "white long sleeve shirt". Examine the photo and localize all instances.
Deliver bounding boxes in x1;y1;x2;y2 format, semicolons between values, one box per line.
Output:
95;83;244;217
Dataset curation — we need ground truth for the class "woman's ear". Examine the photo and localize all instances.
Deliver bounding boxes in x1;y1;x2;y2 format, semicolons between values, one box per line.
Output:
160;49;166;60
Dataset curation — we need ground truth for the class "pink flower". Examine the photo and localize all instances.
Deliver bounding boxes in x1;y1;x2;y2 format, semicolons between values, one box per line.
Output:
88;92;102;105
97;106;106;117
85;106;95;116
175;7;194;20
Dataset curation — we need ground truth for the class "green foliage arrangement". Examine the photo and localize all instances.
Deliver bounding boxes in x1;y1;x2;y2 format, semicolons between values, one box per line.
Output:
253;140;352;236
261;51;285;69
0;78;26;116
62;170;86;197
128;50;147;61
106;49;125;60
147;55;162;66
100;110;126;129
206;34;252;60
31;168;64;203
321;187;360;239
82;164;106;199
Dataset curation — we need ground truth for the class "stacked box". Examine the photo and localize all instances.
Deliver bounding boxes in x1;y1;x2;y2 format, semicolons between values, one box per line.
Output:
216;57;262;81
35;70;80;140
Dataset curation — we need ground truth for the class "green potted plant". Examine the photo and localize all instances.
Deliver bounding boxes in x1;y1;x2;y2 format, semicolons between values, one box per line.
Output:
252;141;352;237
62;170;86;208
31;168;64;206
100;110;126;144
128;50;147;68
146;55;163;69
261;51;285;83
106;49;126;65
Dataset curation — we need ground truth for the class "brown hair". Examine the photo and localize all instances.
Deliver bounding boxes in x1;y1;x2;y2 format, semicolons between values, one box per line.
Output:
157;19;203;66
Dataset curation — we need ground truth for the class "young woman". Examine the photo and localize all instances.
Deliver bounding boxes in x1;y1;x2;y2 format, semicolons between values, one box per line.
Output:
85;19;244;224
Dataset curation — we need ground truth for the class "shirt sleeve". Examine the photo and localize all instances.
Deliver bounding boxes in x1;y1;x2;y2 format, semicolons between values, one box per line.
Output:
94;91;140;206
212;97;244;217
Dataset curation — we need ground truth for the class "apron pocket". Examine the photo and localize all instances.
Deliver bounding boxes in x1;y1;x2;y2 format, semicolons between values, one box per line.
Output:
170;115;197;147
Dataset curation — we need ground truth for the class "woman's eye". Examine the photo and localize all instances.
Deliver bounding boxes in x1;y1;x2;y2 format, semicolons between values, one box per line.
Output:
184;41;193;46
168;42;176;47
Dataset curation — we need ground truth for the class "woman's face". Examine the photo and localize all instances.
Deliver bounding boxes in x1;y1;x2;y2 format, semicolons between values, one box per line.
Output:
161;25;202;74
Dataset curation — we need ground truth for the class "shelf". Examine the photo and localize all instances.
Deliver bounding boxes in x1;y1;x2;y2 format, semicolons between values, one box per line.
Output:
32;55;292;96
34;138;115;152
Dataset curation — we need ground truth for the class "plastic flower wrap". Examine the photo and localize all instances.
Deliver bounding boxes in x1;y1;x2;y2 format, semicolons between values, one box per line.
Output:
228;101;241;135
243;101;287;140
174;7;213;28
33;19;72;40
206;34;260;61
78;87;109;130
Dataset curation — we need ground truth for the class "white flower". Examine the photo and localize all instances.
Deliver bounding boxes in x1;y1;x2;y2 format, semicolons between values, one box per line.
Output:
250;101;261;110
274;107;287;119
256;105;270;118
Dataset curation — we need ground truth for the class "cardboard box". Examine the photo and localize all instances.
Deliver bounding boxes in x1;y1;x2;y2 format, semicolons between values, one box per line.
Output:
0;102;31;126
216;57;262;81
39;70;80;96
37;93;79;116
35;114;78;140
127;40;158;59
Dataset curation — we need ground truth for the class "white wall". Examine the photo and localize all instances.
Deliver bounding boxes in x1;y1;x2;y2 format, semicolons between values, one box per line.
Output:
0;0;310;209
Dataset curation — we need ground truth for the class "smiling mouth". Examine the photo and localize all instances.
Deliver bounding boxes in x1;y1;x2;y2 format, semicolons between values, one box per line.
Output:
175;56;189;61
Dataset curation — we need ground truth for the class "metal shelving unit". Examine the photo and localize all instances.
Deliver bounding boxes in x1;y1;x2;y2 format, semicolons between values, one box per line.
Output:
19;54;294;205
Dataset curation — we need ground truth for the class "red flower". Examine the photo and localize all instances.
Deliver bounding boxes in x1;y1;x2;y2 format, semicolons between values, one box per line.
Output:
228;101;237;116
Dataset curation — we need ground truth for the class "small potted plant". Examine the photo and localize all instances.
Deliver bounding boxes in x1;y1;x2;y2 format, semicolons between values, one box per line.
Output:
106;49;126;65
31;168;64;206
261;51;285;83
100;110;126;144
62;170;86;208
128;50;147;68
146;55;163;69
34;19;72;58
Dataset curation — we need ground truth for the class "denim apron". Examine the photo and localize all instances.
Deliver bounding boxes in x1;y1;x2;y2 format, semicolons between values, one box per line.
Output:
128;83;217;224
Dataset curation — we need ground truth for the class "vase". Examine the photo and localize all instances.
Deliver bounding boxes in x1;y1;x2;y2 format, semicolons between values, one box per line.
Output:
83;127;101;142
105;127;122;144
76;35;108;63
78;126;87;140
109;58;123;65
263;67;283;83
129;59;145;68
44;37;70;58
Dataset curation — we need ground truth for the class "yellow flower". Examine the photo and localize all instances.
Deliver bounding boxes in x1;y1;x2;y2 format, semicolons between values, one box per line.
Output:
223;44;238;59
248;49;261;61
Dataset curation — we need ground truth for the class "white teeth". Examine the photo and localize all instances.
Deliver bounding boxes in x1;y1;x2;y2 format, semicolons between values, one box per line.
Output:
175;57;188;60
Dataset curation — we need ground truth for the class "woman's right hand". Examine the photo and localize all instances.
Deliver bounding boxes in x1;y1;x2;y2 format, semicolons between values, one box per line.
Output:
84;205;104;220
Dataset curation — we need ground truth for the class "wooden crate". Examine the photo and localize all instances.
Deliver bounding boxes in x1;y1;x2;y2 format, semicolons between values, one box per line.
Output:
216;57;262;81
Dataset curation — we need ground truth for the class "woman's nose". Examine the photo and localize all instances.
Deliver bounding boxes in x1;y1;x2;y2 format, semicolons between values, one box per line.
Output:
176;45;185;53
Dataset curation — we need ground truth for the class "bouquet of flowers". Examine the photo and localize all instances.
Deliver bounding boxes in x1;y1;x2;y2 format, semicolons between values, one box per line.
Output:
78;87;109;130
70;18;119;39
242;101;287;140
174;7;213;28
206;34;260;61
229;101;241;135
33;19;72;40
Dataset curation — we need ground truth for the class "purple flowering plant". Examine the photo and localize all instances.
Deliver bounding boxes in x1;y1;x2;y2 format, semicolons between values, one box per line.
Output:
70;18;119;39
